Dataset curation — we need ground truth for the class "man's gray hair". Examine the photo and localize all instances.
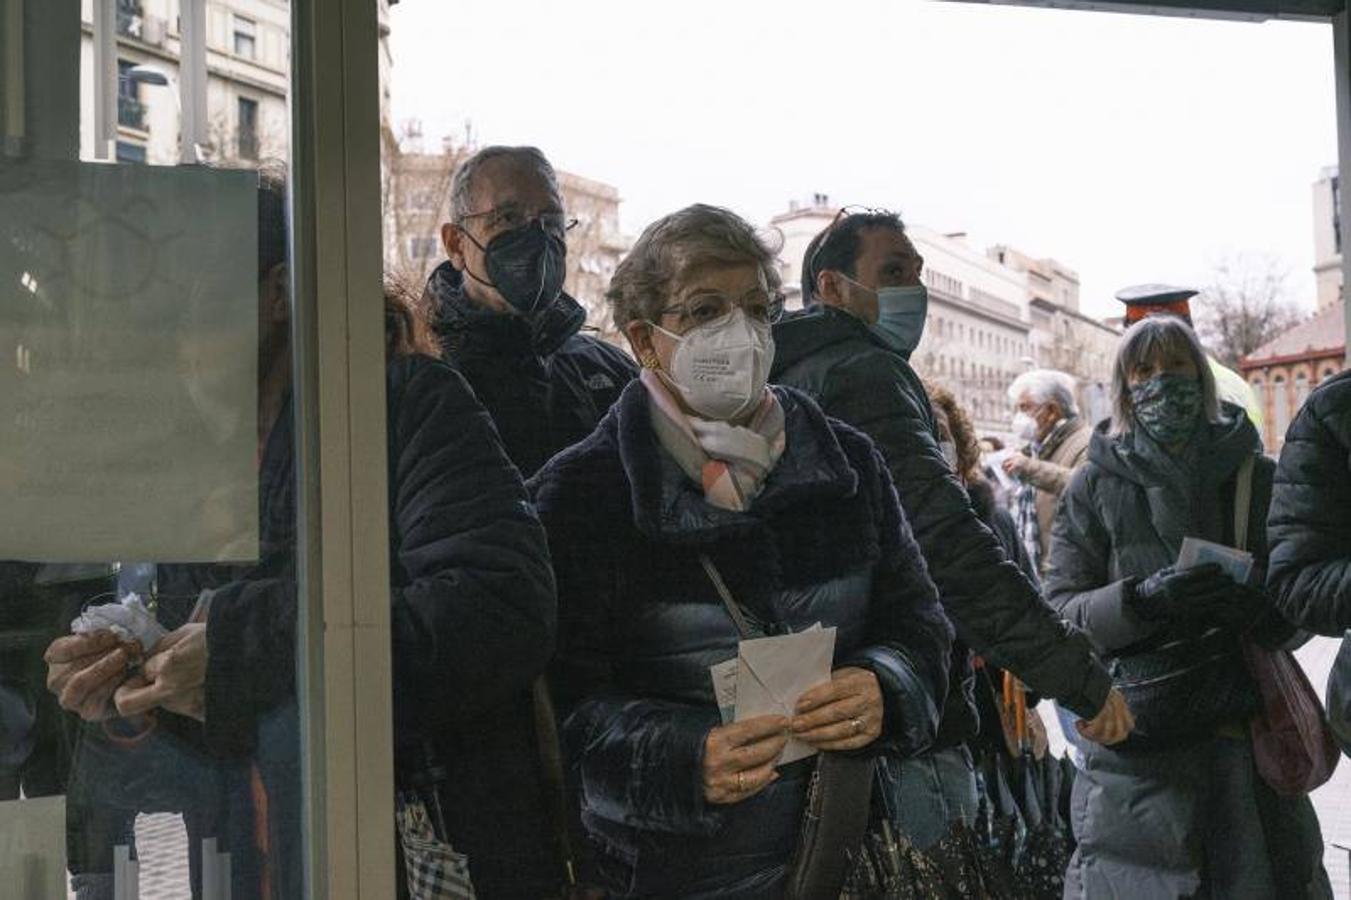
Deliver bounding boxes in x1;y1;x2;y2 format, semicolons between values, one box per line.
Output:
1007;369;1079;418
448;145;559;223
1111;316;1219;435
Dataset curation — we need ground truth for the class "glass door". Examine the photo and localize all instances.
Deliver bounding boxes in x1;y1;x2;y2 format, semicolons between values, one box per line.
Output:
0;0;395;896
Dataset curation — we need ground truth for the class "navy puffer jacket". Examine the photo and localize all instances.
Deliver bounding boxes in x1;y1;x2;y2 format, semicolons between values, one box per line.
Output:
1268;369;1351;635
528;382;952;898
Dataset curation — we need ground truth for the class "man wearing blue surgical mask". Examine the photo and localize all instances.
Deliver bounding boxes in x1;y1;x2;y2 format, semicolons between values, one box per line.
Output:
772;209;1131;850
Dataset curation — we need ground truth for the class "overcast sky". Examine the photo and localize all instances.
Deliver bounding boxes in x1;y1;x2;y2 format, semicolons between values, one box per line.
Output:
387;0;1337;320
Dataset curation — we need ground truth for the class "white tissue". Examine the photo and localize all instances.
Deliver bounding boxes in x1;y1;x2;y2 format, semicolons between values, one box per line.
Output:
70;594;167;650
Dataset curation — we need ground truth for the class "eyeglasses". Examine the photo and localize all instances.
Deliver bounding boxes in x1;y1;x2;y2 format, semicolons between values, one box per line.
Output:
457;204;579;236
658;289;784;328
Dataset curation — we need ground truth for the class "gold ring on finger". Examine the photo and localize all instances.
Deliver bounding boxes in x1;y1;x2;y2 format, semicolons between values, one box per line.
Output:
736;771;745;793
851;717;864;735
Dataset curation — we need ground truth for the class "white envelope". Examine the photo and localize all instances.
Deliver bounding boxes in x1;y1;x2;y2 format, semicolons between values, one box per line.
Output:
709;658;739;725
1177;536;1254;585
734;627;837;765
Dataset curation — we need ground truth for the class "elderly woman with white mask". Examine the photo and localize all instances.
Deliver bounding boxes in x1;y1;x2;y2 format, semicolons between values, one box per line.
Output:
528;204;953;898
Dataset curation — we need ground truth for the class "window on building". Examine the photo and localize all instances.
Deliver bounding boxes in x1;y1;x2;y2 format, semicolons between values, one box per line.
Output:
233;15;257;59
1273;375;1290;441
1295;373;1310;414
1321;366;1340;383
237;97;259;159
116;59;145;130
115;140;147;163
1334;175;1343;255
408;236;439;259
116;0;143;38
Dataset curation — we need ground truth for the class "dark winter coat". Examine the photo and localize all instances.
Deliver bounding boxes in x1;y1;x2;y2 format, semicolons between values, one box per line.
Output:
199;356;557;898
424;262;636;891
425;261;637;478
527;382;953;898
1045;407;1281;658
1045;407;1322;898
1268;369;1351;635
771;306;1111;752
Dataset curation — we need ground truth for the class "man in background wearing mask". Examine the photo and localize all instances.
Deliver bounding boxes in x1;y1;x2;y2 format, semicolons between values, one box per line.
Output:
1002;369;1091;575
423;145;637;895
771;209;1132;849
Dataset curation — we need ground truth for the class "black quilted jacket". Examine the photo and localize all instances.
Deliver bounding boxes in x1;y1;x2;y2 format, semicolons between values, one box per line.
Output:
527;381;952;898
771;306;1112;738
1268;369;1351;635
200;356;558;897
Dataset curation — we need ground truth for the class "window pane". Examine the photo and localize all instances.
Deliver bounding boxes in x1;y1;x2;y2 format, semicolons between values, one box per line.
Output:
1;3;304;896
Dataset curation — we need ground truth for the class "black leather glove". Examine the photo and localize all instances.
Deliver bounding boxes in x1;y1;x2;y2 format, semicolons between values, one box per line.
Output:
1210;583;1270;633
1127;563;1233;622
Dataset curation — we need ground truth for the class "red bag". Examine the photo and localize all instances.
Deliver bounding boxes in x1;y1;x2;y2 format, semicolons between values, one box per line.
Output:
1230;455;1339;795
1243;642;1340;796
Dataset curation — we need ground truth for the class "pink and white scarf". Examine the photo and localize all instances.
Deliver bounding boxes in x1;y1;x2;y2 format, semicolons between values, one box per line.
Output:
641;368;786;512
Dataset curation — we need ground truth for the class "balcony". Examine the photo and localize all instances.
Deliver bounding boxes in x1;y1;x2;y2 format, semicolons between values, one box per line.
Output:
118;95;146;131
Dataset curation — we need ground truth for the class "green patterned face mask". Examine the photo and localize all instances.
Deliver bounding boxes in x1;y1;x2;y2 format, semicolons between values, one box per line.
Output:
1131;373;1203;445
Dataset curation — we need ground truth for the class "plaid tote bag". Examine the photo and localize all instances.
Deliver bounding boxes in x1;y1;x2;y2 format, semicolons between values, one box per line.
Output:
396;792;476;900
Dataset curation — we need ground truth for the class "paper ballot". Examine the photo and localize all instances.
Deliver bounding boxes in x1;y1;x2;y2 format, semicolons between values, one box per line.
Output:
734;627;837;764
710;658;739;725
1177;537;1254;586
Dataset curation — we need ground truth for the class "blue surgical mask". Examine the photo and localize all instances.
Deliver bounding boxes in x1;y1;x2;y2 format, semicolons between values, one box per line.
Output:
870;285;929;356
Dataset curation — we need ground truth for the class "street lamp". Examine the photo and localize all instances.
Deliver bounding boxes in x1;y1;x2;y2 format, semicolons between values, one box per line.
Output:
126;64;202;164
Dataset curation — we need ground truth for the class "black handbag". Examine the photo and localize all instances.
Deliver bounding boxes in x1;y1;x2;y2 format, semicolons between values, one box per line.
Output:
699;555;873;900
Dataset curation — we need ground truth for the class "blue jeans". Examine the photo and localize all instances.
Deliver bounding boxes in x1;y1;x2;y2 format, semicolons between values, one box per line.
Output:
876;745;980;850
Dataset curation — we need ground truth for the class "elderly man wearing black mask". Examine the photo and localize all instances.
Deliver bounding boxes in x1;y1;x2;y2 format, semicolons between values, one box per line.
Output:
427;145;637;475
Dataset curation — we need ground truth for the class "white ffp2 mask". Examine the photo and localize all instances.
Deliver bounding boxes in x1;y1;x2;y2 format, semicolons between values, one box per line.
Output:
652;308;775;421
1012;411;1039;443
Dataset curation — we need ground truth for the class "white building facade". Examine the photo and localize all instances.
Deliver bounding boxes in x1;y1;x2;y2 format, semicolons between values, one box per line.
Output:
1313;166;1344;312
79;0;289;166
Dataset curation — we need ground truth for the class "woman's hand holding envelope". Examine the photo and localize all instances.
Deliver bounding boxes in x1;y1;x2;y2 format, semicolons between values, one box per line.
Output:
702;714;790;805
789;667;883;751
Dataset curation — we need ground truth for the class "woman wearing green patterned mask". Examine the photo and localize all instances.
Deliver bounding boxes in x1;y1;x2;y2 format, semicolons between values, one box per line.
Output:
1042;315;1329;899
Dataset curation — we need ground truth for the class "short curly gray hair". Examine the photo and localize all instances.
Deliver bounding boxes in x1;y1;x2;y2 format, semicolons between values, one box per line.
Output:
448;145;559;224
607;204;782;330
1007;369;1079;418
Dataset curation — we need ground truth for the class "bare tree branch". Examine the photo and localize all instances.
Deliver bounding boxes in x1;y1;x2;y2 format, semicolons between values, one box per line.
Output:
1194;252;1305;368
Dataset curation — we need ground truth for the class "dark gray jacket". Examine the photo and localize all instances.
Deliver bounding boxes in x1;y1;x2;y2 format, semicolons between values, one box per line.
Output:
1045;406;1281;656
1268;369;1351;635
771;306;1111;739
1046;408;1322;899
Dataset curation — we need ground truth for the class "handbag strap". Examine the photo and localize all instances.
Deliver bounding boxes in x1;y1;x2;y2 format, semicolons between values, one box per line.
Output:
700;553;758;639
1233;454;1255;553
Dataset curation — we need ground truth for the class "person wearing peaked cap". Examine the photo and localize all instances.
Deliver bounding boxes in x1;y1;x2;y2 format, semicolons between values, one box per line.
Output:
1114;284;1264;430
